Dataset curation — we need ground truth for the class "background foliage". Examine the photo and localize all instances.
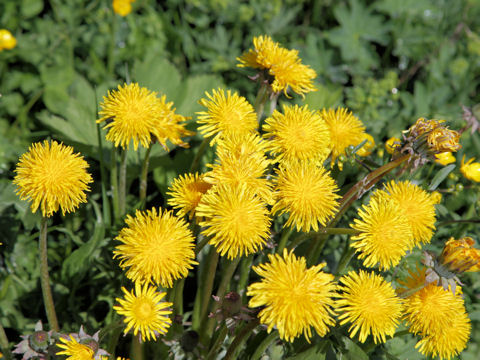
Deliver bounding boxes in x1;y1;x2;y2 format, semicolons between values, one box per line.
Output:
1;0;480;359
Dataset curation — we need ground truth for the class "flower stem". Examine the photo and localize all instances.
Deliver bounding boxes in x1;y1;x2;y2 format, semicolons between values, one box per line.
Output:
276;227;292;254
306;228;360;265
0;322;12;360
173;278;185;315
139;145;152;209
39;217;59;331
204;257;241;341
96;109;111;228
224;319;260;360
107;9;117;77
253;80;269;122
130;335;143;360
329;154;410;227
192;248;219;331
190;138;209;173
205;324;228;360
111;148;120;222
397;284;426;298
335;245;356;277
251;331;277;360
119;149;128;217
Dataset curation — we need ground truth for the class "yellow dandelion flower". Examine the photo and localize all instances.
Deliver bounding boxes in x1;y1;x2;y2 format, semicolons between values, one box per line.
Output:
153;95;193;151
461;155;480;182
415;311;470;360
113;208;197;287
247;249;336;342
57;335;94;360
0;29;16;50
434;152;456;166
196;88;258;145
440;237;480;273
401;271;471;359
204;133;274;204
196;184;271;259
350;196;413;270
98;83;164;150
375;180;436;247
13;141;92;217
427;127;461;153
320;108;366;165
385;137;401;154
112;0;135;16
167;173;212;219
335;270;403;344
356;133;375;157
262;104;330;164
272;161;340;232
237;35;317;97
431;191;442;204
113;283;173;341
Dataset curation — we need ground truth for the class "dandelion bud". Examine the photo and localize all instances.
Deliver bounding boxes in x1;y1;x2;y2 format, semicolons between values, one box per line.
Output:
439;237;480;273
29;331;50;353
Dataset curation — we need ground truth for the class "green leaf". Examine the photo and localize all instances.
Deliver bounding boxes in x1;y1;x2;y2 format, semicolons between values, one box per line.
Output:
429;164;456;190
342;337;369;360
286;343;326;360
304;83;343;109
21;0;44;18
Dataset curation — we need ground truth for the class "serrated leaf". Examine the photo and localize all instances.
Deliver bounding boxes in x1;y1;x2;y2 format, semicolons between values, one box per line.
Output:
342;337;369;360
429;164;456;190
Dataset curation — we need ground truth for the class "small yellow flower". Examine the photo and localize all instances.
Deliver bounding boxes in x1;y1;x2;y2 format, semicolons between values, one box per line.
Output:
356;133;375;157
460;155;480;182
427;127;461;153
98;83;166;150
247;250;337;342
440;237;480;273
272;161;340;232
204;133;274;204
320;108;366;166
113;0;135;16
237;35;317;97
113;283;173;341
113;208;197;287
0;29;16;50
262;104;330;164
167;173;212;219
434;152;456;165
350;196;413;270
401;270;470;360
335;270;403;344
13;141;93;217
385;137;401;154
373;180;436;247
196;184;271;259
56;335;94;360
430;191;442;204
196;89;258;145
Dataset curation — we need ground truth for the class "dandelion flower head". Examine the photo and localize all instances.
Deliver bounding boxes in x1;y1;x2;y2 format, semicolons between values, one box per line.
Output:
262;104;330;164
237;35;317;97
0;29;16;50
112;0;135;16
98;83;165;150
385;137;401;155
204;133;274;204
272;161;340;232
247;249;336;342
460;155;480;182
350;195;413;270
56;335;94;360
373;180;436;247
113;208;197;287
356;133;375;157
320;108;366;166
434;152;456;166
167;173;212;219
335;270;403;344
113;283;172;341
196;183;271;259
13;140;93;217
196;88;257;145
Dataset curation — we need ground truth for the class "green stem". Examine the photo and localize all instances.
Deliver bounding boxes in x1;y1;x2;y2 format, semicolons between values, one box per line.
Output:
190;138;209;173
307;234;327;266
111;148;120;222
130;336;143;360
276;227;292;254
39;217;59;331
224;319;260;360
329;154;410;227
204;258;241;340
173;278;185;315
195;236;210;255
205;324;228;360
96;116;111;228
193;248;219;331
268;92;279;117
0;322;12;360
251;331;277;360
139;145;152;208
335;245;356;277
237;255;253;297
119;149;128;217
253;80;269;122
107;9;117;77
